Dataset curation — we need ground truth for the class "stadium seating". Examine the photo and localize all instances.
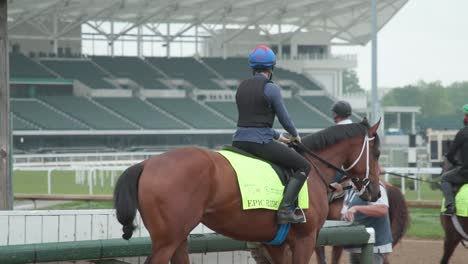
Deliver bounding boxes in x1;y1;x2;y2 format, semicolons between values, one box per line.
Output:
274;68;321;90
284;98;334;128
11;99;87;130
9;55;341;134
201;57;249;80
146;57;223;90
148;98;234;129
95;97;189;129
91;56;169;89
10;53;56;79
205;101;237;121
40;96;138;130
12;115;39;130
201;57;321;90
40;59;115;89
302;96;334;114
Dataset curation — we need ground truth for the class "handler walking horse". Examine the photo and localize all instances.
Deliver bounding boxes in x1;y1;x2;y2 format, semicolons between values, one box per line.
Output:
113;120;382;264
315;180;409;264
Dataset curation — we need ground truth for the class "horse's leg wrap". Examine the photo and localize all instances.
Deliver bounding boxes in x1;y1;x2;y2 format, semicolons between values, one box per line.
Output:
277;173;307;224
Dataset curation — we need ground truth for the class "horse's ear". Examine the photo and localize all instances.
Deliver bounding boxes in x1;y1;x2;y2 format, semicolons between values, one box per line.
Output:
368;118;381;136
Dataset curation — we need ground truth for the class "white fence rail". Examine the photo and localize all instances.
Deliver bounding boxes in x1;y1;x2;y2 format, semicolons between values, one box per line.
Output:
0;210;251;264
14;152;158;168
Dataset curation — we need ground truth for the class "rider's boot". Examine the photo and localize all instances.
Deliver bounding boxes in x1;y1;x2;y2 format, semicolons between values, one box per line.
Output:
277;173;307;224
440;181;456;216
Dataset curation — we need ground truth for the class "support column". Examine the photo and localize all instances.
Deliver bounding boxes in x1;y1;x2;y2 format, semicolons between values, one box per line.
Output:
222;22;226;59
396;112;401;130
109;22;114;56
411;112;416;134
0;0;12;209
370;0;380;124
195;24;199;57
52;11;58;54
137;25;143;57
277;23;282;59
166;23;171;58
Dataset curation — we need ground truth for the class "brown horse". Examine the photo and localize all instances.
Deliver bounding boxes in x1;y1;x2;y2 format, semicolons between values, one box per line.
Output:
315;180;409;264
113;120;382;264
440;158;468;264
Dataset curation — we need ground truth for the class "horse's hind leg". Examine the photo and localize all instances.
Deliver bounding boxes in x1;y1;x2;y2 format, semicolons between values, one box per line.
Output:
171;239;190;264
290;236;316;264
440;215;461;264
264;244;290;264
441;236;460;264
314;246;326;264
331;245;343;264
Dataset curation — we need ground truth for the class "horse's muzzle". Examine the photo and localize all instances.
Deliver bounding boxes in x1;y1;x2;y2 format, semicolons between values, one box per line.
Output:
359;183;380;202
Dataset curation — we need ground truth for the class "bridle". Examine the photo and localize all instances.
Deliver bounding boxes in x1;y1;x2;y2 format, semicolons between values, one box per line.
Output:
341;134;375;195
294;134;375;195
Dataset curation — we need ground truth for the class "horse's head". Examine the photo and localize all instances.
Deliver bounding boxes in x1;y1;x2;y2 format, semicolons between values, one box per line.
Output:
343;118;382;202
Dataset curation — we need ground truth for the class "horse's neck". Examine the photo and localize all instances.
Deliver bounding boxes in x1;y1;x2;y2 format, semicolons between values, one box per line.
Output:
313;141;351;183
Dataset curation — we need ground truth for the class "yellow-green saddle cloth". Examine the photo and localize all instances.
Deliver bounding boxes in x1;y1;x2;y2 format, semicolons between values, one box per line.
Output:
219;150;309;210
441;184;468;217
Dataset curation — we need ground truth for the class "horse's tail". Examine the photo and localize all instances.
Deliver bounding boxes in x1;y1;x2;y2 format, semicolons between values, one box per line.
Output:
114;162;144;240
385;182;410;247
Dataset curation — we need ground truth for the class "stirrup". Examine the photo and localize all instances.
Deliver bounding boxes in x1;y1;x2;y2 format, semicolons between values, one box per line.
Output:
298;206;307;223
443;205;455;216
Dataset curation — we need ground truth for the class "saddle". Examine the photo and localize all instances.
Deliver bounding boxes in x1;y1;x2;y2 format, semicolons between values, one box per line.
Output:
222;145;294;186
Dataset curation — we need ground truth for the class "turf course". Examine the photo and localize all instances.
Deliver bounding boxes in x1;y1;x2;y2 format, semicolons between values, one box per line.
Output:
13;170;121;195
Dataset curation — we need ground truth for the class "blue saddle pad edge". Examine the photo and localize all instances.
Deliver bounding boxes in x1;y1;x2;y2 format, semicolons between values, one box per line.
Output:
263;223;291;245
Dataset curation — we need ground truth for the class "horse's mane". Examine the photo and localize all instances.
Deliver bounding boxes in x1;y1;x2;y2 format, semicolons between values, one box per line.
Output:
302;119;380;153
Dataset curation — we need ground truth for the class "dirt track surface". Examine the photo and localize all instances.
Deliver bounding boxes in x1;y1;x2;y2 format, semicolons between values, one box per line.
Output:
311;238;467;264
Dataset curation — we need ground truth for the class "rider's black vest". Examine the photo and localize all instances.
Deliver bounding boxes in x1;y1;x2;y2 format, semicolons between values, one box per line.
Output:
236;77;275;128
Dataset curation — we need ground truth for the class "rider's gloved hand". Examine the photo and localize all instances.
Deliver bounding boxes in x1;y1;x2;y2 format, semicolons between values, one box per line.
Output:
278;134;291;144
291;135;301;143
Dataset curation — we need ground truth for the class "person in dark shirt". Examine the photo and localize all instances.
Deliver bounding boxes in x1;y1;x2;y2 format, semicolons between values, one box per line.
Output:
232;45;310;224
440;104;468;215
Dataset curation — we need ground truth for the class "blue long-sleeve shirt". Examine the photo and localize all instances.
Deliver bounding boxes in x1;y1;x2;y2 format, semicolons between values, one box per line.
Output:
233;75;298;143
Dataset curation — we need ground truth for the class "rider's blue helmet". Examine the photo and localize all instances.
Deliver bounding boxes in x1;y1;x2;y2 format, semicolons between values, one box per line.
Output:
248;45;276;69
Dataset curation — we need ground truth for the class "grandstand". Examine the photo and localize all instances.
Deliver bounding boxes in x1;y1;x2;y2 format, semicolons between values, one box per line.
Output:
5;0;410;153
9;52;340;152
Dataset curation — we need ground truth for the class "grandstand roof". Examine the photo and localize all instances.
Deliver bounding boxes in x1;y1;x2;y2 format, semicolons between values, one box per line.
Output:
8;0;408;45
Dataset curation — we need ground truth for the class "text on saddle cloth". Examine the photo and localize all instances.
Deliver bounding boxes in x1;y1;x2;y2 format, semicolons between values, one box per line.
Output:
218;150;309;210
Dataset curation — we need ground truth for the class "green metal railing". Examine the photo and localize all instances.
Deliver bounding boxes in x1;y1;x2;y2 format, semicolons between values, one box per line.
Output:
0;222;374;264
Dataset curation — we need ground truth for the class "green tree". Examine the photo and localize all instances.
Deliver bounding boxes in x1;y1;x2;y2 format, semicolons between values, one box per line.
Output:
447;81;468;113
419;81;452;117
342;69;364;94
382;85;421;107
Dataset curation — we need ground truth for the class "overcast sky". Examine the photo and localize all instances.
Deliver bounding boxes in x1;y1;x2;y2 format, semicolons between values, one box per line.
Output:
334;0;468;90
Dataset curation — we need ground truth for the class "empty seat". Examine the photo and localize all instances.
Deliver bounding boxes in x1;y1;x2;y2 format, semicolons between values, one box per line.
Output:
10;53;55;79
41;96;138;130
275;68;321;90
92;56;168;89
40;59;114;89
148;98;234;129
284;98;334;128
12;115;39;130
11;99;87;130
95;97;189;129
146;57;223;90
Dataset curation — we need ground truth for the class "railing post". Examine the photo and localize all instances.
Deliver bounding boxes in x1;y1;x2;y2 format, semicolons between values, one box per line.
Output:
360;242;374;264
47;169;53;195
